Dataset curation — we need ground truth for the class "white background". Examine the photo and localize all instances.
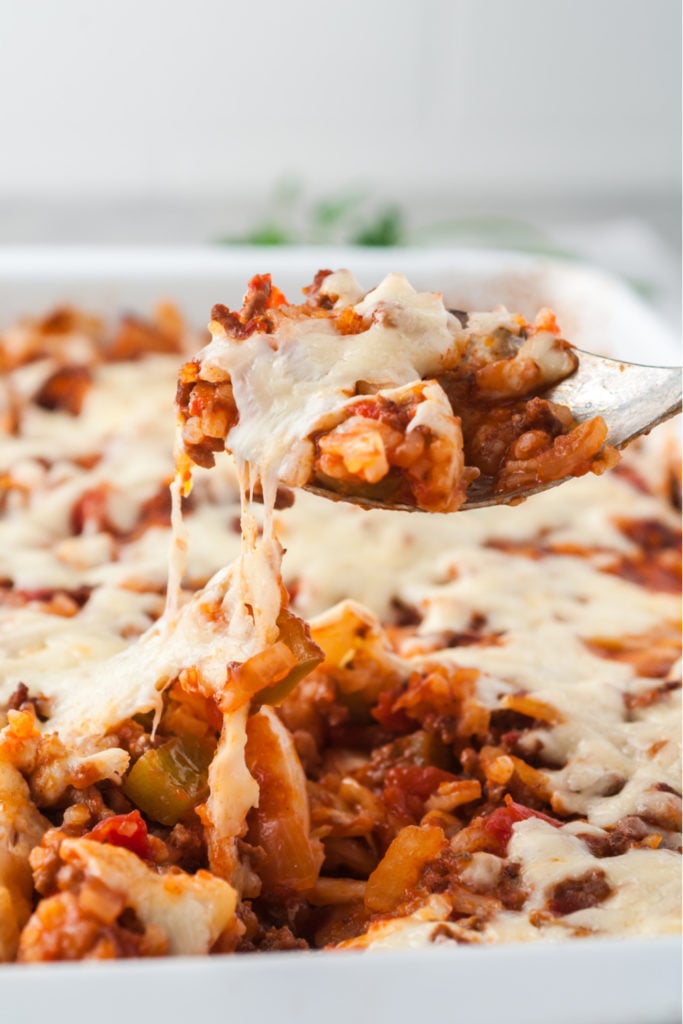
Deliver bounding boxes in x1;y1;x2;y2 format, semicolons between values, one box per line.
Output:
0;0;679;249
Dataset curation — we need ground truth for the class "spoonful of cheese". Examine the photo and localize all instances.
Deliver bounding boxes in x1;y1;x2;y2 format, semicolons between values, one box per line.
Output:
176;270;681;514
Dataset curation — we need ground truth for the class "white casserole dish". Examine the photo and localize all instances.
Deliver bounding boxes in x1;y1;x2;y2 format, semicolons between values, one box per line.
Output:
0;245;679;1024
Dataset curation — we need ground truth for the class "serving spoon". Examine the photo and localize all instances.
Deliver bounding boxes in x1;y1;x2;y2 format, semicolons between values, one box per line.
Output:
305;334;682;512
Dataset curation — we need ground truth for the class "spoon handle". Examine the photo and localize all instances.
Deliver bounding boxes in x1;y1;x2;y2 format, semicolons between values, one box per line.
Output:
547;351;682;449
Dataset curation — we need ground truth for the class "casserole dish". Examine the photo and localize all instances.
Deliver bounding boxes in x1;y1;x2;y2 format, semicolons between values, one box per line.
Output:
0;245;679;1023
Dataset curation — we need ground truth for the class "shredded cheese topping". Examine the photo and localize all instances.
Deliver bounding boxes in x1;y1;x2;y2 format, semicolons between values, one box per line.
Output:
0;283;680;960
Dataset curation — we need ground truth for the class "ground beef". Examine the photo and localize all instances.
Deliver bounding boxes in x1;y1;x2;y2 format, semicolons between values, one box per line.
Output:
547;868;612;916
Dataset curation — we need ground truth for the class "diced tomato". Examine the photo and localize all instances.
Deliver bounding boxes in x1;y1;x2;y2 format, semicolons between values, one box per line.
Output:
483;796;562;851
348;400;383;421
87;810;151;860
383;763;457;822
266;285;288;309
371;690;414;734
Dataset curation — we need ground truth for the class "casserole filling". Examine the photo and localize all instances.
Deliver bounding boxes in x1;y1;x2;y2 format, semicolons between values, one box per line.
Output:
0;284;679;961
177;271;618;512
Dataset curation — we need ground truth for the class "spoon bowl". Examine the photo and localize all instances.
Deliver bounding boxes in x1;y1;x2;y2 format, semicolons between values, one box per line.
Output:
305;347;681;513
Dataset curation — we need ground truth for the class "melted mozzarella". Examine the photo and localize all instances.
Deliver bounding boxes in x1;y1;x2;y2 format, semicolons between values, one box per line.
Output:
199;272;465;490
0;293;680;953
352;819;681;950
60;838;237;955
1;527;281;751
506;819;681;937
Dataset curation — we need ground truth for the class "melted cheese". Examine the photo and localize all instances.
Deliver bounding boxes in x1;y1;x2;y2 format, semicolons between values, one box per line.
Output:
504;819;681;938
200;272;465;492
0;288;680;955
349;818;681;951
60;838;236;955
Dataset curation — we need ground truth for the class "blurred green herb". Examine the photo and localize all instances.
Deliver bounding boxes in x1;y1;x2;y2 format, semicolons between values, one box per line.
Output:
216;181;660;309
240;223;293;246
223;183;570;256
223;181;406;247
352;206;404;247
311;192;365;235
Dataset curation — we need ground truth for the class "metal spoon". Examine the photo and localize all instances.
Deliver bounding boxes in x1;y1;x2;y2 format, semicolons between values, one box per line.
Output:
305;340;681;513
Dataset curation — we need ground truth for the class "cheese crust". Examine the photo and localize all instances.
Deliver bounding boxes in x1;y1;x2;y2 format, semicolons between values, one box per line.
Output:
177;271;617;512
0;284;679;961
